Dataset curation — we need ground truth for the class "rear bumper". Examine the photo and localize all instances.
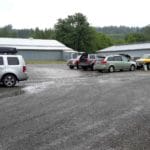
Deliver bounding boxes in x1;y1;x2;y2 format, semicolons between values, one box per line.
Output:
18;73;29;81
78;63;92;67
94;64;108;70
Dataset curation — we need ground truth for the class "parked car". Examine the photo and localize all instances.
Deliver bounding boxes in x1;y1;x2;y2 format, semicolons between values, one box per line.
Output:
136;54;150;70
0;48;28;87
78;53;97;70
67;55;81;69
94;54;136;72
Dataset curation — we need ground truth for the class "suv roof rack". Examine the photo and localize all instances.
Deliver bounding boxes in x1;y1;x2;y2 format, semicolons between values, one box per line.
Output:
0;47;17;54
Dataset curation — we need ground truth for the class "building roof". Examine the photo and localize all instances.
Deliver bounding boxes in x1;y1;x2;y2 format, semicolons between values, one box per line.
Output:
0;38;74;51
97;43;150;52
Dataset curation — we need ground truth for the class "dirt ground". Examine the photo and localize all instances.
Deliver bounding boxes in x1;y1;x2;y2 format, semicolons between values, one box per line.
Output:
0;64;150;150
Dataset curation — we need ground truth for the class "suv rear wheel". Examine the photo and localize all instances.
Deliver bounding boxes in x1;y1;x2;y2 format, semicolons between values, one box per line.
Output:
69;66;74;69
109;66;115;73
2;74;17;87
130;65;135;71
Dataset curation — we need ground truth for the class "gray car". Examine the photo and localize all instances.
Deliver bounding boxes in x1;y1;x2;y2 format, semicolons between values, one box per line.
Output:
0;54;28;87
94;55;136;72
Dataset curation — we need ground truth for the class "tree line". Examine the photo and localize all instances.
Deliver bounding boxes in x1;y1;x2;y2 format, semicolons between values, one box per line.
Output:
0;13;150;53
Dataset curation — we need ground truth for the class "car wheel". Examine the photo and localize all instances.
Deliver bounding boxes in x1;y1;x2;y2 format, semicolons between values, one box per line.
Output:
109;66;115;73
69;66;74;69
2;74;16;87
82;66;87;70
76;64;79;69
91;64;94;71
147;63;150;70
130;65;135;71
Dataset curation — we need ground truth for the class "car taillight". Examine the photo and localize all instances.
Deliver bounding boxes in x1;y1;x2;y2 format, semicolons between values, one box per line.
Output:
23;66;27;72
101;59;107;64
86;59;90;64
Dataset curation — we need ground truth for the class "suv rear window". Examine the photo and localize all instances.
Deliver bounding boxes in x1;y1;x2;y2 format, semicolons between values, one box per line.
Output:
107;57;114;61
0;57;3;65
7;57;19;65
89;55;95;59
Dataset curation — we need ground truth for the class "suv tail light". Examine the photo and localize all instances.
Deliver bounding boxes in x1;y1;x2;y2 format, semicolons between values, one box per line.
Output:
101;59;107;64
23;66;27;72
86;58;90;64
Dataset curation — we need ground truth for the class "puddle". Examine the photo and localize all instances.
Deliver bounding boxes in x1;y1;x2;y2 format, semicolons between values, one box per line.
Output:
0;86;25;99
22;81;55;94
0;81;55;99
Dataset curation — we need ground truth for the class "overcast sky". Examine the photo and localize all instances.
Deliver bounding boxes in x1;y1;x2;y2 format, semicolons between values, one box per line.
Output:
0;0;150;29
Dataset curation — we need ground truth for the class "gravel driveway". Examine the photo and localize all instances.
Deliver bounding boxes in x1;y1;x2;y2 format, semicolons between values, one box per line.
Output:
0;64;150;150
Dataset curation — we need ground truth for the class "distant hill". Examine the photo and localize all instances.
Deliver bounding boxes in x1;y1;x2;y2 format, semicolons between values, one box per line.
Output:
95;26;141;40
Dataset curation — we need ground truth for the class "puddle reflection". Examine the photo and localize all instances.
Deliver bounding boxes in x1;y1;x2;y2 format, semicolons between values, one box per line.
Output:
0;86;25;99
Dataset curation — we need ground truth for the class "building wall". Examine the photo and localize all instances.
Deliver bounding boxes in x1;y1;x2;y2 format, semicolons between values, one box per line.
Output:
18;49;63;61
98;49;150;59
63;51;78;60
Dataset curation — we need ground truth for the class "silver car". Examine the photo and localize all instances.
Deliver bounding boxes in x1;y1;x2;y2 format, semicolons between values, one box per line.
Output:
94;55;136;72
0;55;28;87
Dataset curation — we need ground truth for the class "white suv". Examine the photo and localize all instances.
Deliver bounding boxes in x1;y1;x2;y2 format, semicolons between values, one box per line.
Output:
0;54;28;87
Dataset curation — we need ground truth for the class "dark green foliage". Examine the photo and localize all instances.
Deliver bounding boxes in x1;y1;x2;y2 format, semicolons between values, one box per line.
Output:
0;25;55;39
15;29;34;38
55;13;94;52
92;30;113;50
141;25;150;41
0;25;17;37
31;28;55;39
125;33;146;43
95;26;141;35
55;13;113;52
95;26;142;44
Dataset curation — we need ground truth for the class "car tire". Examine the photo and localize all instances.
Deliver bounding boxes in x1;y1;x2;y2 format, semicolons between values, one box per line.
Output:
108;66;115;73
76;64;79;69
82;66;87;70
91;64;94;71
130;65;135;71
69;66;74;69
147;63;150;70
2;74;17;87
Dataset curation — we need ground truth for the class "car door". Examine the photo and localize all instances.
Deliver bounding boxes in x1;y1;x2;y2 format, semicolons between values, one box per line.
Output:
113;56;123;70
121;56;131;70
0;57;5;80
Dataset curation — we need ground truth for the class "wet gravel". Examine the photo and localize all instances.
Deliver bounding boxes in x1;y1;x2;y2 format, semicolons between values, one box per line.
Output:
0;64;150;150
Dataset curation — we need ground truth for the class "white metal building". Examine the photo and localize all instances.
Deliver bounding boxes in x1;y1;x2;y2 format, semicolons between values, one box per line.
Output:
97;43;150;59
0;38;75;61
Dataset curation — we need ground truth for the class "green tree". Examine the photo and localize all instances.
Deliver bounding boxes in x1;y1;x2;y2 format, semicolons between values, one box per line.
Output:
125;33;146;43
31;28;55;39
141;25;150;41
55;13;96;53
94;31;113;50
0;25;17;37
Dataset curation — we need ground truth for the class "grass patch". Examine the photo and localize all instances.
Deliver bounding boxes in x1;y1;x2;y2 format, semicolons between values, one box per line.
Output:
26;60;66;64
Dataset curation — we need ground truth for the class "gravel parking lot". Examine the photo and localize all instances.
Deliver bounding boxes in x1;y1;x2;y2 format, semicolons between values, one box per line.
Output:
0;64;150;150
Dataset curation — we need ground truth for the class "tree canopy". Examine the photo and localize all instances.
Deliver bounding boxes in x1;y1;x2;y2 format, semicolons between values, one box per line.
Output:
55;13;94;52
